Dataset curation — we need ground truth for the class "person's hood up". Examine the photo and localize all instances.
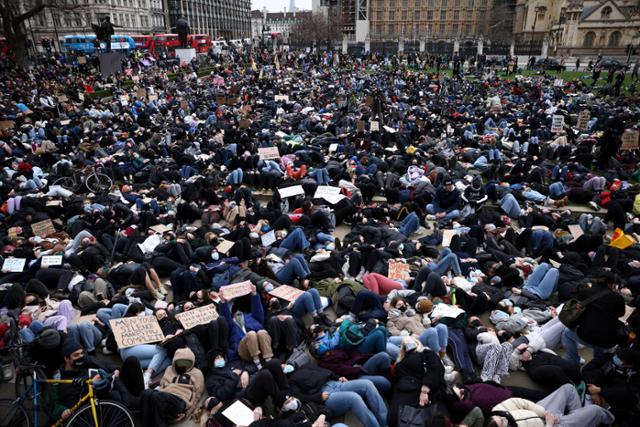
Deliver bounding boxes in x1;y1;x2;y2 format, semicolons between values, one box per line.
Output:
172;347;196;370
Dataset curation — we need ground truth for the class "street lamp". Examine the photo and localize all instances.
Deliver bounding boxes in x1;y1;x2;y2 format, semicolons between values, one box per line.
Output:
527;6;541;67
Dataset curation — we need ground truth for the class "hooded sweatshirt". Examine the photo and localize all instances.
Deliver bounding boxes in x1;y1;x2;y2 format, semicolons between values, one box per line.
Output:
159;347;205;416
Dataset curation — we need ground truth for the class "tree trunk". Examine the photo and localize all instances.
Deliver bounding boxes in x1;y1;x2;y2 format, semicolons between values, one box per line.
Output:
10;21;29;68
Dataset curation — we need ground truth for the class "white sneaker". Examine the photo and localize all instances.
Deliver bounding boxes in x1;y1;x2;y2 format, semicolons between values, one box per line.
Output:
579;357;586;365
143;371;151;389
426;214;436;221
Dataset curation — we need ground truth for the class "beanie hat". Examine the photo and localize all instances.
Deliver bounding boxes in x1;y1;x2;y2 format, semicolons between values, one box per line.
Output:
62;337;83;357
415;299;434;314
38;329;61;349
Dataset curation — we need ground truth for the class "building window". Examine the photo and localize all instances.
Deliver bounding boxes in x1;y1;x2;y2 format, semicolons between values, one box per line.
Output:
583;31;595;47
608;31;621;47
601;6;611;19
537;6;547;20
428;0;435;7
427;10;433;19
440;10;446;20
453;10;459;19
441;0;447;7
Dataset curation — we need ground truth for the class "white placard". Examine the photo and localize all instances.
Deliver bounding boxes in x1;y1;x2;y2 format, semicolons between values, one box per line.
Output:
221;400;254;426
278;185;305;198
41;255;63;267
260;230;276;247
370;121;379;132
551;115;564;133
329;143;338;152
258;146;280;160
441;230;456;248
274;95;289;102
314;186;344;204
2;258;26;272
553;78;564;87
383;125;397;134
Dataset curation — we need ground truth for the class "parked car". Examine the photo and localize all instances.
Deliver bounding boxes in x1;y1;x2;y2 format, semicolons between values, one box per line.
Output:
535;58;566;71
598;57;628;71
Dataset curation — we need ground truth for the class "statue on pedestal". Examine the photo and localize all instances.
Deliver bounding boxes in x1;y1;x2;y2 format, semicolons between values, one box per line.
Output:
92;16;119;53
175;16;190;49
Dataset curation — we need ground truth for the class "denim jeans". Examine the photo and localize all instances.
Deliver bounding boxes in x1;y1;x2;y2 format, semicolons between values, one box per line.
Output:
275;254;311;283
426;202;460;222
419;323;448;352
578;214;606;235
561;328;609;366
523;263;559;300
399;212;420;237
355;327;389;354
97;303;130;330
20;320;45;342
279;228;310;251
500;193;521;218
428;248;462;276
552;165;568;181
226;168;243;185
120;344;170;372
524;190;547;203
359;352;393;393
548;182;566;199
322;379;387;427
67;322;103;352
531;230;555;253
291;288;323;317
488;148;501;161
309;168;331;185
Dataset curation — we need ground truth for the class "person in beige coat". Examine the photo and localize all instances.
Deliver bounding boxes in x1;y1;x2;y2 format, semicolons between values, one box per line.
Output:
489;384;614;427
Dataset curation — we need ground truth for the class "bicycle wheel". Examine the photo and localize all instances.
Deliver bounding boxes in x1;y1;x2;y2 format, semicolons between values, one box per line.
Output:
0;399;30;427
85;173;112;194
65;400;134;427
14;367;46;406
53;176;79;192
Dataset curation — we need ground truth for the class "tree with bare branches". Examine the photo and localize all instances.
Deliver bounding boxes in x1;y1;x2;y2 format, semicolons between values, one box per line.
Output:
0;0;84;67
290;9;344;49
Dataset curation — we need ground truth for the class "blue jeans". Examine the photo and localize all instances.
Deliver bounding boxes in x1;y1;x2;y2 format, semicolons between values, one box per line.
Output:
552;165;568;181
488;148;501;161
532;230;555;253
120;345;170;372
500;193;521;218
420;323;448;352
97;303;129;330
360;352;393;393
524;189;547;203
279;228;310;251
428;248;461;276
275;254;311;283
322;379;387;427
180;165;196;179
226;168;243;185
291;288;323;317
523;263;559;299
549;182;566;199
20;320;45;342
67;322;103;352
399;212;420;237
426;202;460;222
561;328;609;366
355;327;388;354
309;168;331;185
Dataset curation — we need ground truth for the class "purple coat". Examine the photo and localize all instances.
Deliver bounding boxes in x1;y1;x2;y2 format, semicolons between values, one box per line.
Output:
451;383;513;416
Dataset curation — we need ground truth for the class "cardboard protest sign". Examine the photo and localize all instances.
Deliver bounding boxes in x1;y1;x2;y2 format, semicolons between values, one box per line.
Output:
314;186;344;204
77;56;87;64
56;94;68;103
46;200;63;207
148;94;158;102
220;281;253;300
269;284;304;302
149;224;173;234
41;255;63;267
258;147;280;160
216;239;235;254
621;130;639;151
175;304;219;329
260;230;276;247
278;185;305;198
7;227;20;240
356;120;365;132
388;260;410;281
568;224;584;244
2;258;26;273
370;121;380;132
0;120;15;130
31;219;56;237
274;95;289;102
441;229;456;247
577;110;590;131
110;316;165;349
551;115;564;133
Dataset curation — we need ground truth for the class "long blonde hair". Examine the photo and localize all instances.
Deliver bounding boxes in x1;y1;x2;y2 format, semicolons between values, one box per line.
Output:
396;336;424;363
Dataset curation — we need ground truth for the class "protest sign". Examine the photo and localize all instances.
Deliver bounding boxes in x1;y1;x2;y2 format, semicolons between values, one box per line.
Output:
258;146;280;160
216;239;235;254
77;56;87;64
261;230;276;247
370;121;380;132
621;130;639;151
568;224;584;244
388;260;410;281
551;115;564;133
222;400;254;427
41;255;63;267
269;284;304;302
0;120;15;130
357;120;365;132
7;227;20;240
220;281;253;300
56;94;68;103
110;316;165;349
175;304;219;329
274;95;289;102
46;200;63;207
441;229;456;247
148;94;158;102
577;110;590;131
314;186;344;204
278;185;305;198
2;258;26;273
31;219;56;237
149;224;173;234
553;78;564;87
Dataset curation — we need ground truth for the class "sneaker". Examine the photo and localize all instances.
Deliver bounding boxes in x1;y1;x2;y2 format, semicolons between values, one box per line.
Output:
143;371;151;389
444;371;462;385
426;214;436;221
444;365;454;374
579;357;586;365
442;354;455;367
102;346;114;356
588;201;601;211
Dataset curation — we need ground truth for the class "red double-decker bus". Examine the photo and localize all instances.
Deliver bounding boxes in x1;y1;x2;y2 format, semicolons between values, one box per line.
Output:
187;34;211;54
130;35;152;50
150;33;180;58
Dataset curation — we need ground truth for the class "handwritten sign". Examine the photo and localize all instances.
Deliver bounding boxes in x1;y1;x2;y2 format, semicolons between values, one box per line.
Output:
577;110;590;131
0;120;15;130
441;229;456;247
31;219;56;237
621;130;639;151
110;316;165;349
568;224;584;244
274;95;289;102
314;186;344;204
278;185;305;198
2;258;26;272
329;143;338;152
388;260;410;281
220;281;253;300
260;230;276;247
258;146;280;160
216;239;235;255
269;284;304;302
357;120;365;132
370;121;380;132
551;115;564;133
175;304;219;329
41;255;63;267
7;227;20;240
77;56;87;64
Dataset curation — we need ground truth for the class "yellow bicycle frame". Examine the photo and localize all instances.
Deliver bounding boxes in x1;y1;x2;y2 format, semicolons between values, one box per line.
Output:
45;378;99;427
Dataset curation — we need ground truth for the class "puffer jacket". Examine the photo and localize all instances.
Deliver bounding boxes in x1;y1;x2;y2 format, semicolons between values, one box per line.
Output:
386;308;428;336
491;398;545;427
159;348;205;416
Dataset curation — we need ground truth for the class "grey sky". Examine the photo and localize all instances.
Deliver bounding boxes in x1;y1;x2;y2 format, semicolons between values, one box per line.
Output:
251;0;312;12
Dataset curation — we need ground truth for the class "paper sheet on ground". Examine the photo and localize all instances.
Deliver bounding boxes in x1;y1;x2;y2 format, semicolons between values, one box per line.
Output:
278;185;304;198
441;230;456;247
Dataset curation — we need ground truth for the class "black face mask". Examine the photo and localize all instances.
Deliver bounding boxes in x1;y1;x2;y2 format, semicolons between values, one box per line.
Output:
72;356;86;368
175;365;187;375
399;306;407;312
469;320;482;328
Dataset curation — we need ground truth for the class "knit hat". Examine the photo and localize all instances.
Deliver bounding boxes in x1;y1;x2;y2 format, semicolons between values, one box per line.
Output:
38;329;61;349
415;299;434;314
62;337;83;357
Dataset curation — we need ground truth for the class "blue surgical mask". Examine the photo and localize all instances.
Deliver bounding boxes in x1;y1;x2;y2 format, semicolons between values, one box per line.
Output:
612;355;624;369
214;358;226;368
283;364;295;374
211;251;220;261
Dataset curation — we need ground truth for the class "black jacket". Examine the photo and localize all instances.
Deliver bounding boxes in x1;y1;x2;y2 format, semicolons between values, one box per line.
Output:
286;365;337;404
576;286;625;348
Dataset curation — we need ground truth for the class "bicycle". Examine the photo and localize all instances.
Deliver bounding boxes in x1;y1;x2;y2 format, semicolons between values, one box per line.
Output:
0;361;134;427
52;164;113;194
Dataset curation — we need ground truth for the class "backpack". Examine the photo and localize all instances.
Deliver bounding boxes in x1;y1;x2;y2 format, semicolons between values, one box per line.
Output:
340;321;365;347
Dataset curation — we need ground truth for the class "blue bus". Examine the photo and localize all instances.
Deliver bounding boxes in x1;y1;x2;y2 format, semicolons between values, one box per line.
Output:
61;35;136;55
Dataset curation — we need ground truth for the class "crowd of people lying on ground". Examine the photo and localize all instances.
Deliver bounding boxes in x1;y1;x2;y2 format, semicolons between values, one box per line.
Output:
0;47;639;427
